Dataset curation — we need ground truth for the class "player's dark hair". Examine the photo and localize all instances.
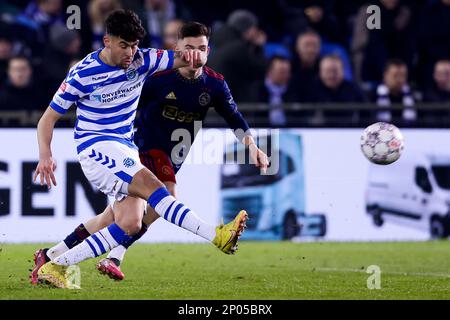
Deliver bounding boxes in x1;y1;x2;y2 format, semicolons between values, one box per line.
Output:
384;58;407;72
105;9;146;42
178;22;210;40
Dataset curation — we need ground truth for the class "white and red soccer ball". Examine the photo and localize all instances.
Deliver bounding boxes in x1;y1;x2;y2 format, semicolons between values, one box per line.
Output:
361;122;404;165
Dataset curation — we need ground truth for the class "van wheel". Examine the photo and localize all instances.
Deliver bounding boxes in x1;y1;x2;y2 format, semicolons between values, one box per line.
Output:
282;212;299;240
370;208;384;227
430;217;449;239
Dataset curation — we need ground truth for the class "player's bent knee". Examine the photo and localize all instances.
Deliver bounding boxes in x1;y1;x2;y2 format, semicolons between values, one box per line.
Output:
129;168;165;199
116;218;142;236
112;197;145;235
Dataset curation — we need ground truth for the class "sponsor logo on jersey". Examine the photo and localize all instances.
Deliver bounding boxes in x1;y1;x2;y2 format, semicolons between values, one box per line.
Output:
92;75;108;81
58;81;67;93
89;82;143;103
91;94;102;102
165;92;177;100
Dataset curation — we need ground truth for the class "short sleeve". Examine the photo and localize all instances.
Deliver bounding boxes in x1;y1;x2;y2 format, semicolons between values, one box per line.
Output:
50;73;87;114
142;48;174;78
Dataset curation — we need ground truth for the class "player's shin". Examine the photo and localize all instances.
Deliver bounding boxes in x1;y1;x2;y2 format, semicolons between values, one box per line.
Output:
147;187;216;241
52;224;133;266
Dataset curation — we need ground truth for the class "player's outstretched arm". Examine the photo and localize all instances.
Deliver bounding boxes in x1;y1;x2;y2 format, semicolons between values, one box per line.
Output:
171;49;204;69
214;79;269;173
243;135;269;173
34;106;63;189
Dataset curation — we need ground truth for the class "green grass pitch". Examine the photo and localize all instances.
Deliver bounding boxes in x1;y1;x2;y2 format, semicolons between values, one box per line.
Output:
0;241;449;300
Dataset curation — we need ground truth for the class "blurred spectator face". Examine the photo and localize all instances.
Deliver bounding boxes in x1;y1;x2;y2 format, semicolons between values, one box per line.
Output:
384;64;408;93
89;0;122;27
304;6;324;23
38;0;62;16
0;39;13;60
146;0;169;10
176;35;209;72
50;24;82;56
8;58;32;88
296;33;321;67
97;0;120;13
65;35;82;56
163;20;183;50
442;0;450;7
267;59;291;86
434;61;450;92
320;57;344;90
380;0;398;10
243;26;266;46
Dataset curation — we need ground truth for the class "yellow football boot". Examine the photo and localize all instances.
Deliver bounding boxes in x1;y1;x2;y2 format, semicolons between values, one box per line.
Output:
37;262;80;289
213;210;248;254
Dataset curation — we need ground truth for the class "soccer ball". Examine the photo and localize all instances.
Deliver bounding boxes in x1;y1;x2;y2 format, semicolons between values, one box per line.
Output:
360;122;404;165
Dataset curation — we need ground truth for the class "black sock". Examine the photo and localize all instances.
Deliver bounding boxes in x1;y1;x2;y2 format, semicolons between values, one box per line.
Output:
110;257;121;266
43;248;51;262
63;224;91;249
123;224;149;248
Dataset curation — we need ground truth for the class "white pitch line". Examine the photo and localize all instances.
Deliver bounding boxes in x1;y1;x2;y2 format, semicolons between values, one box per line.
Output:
315;267;450;279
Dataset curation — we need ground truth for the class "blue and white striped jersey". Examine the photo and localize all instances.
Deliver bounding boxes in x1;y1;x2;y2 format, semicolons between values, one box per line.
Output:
50;48;174;154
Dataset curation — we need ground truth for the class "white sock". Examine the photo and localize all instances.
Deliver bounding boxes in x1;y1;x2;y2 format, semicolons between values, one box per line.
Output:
154;195;216;241
180;211;216;241
46;241;69;260
53;225;123;266
53;242;95;266
107;245;127;262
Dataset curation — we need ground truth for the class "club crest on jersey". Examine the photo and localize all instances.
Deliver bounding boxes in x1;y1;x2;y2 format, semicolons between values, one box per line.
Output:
123;157;136;168
199;92;210;106
126;68;138;81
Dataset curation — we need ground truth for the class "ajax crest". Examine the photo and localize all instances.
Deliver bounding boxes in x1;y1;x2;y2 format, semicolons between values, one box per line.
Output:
199;92;210;106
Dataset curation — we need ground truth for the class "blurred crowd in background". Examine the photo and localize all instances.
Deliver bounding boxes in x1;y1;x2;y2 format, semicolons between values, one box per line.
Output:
1;0;450;127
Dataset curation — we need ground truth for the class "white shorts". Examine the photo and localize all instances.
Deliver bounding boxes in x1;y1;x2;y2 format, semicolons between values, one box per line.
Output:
78;141;145;201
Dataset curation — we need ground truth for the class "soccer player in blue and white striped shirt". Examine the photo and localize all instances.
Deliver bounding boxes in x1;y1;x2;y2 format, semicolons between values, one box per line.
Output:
31;10;248;288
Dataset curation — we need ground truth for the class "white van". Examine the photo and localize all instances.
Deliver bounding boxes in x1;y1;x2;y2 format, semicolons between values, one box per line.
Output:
365;154;450;238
